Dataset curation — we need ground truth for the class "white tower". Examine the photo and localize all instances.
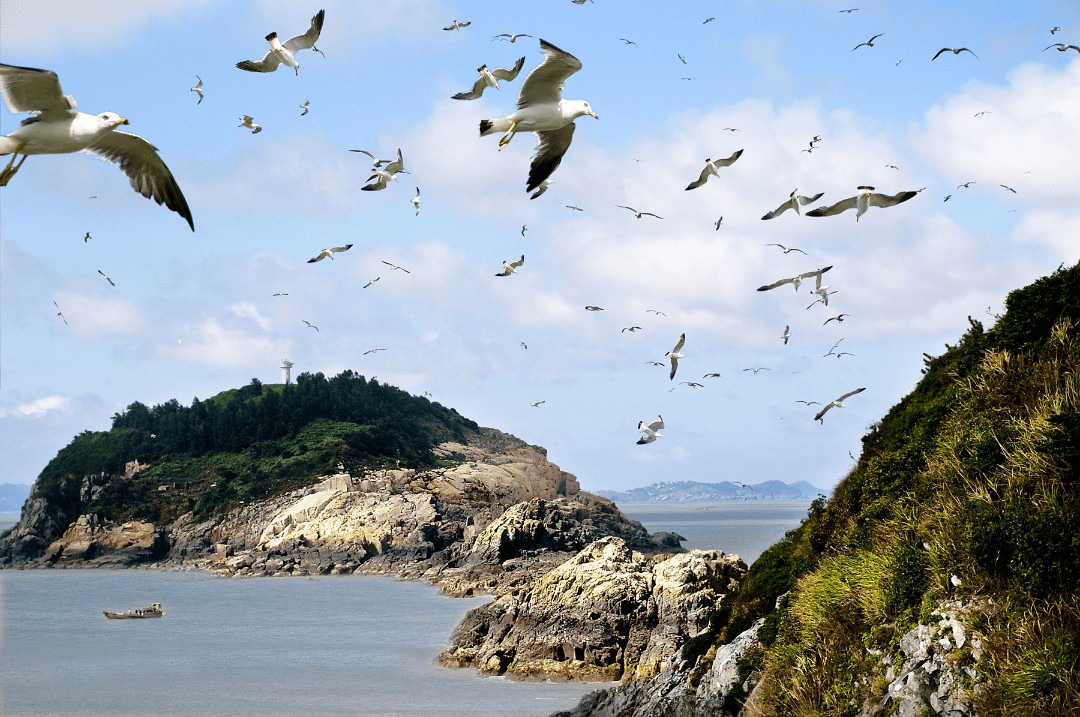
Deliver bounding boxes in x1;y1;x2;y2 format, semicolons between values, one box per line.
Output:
281;359;294;385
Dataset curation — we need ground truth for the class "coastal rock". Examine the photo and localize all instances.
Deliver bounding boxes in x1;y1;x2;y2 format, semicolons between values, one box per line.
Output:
42;514;168;566
440;536;745;682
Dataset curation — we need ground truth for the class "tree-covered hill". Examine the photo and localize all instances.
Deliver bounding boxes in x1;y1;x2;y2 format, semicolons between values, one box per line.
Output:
676;262;1080;716
6;371;479;546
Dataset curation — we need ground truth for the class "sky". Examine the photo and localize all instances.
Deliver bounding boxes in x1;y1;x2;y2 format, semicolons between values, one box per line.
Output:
1;0;1079;495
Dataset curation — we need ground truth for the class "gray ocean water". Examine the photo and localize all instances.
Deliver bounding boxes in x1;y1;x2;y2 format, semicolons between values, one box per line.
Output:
0;501;812;717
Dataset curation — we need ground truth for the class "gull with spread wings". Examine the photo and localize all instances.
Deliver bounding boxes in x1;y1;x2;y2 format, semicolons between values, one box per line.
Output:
685;150;744;190
637;416;664;444
666;333;686;381
307;244;353;263
805;186;917;221
452;58;526;100
479;39;598;194
757;266;832;292
237;10;326;75
761;190;824;220
814;388;866;423
0;63;194;230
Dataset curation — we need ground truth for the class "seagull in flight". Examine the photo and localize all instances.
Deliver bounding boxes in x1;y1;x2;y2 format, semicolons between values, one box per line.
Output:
83;232;91;242
839;8;858;12
766;243;807;254
646;309;667;316
823;314;850;325
54;301;68;325
452;57;526;100
364;348;385;355
781;326;791;344
646;361;665;367
714;217;723;230
239;115;262;134
852;33;883;51
620;39;637;45
1050;27;1061;35
411;187;421;215
757;265;832;292
704;18;715;24
761;190;824;220
814;388;866;423
520;342;527;349
703;373;721;378
617;205;663;219
932;47;978;60
97;269;115;287
678;54;687;64
381;261;410;273
974;111;991;116
300;100;310;116
496;255;525;276
566;204;583;211
680;382;704;388
363;277;380;288
637;416;664;444
666;333;686;380
273;292;288;296
805;186;917;221
190;76;204;104
744;367;769;375
958;182;976;188
529;401;546;408
236;10;325;75
685;150;744;190
349;149;398;168
479;39;598;195
622;326;643;332
795;400;821;406
1001;185;1017;193
308;244;353;263
585;305;603;311
494;33;532;43
733;481;755;491
0;63;195;231
823;339;846;357
443;20;471;31
302;320;319;331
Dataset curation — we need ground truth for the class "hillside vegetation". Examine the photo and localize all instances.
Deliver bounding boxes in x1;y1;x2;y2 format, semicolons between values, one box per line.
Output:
22;370;478;527
679;262;1080;716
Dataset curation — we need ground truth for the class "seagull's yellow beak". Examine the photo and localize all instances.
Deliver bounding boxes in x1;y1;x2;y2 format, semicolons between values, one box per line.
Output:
588;110;599;119
118;118;130;125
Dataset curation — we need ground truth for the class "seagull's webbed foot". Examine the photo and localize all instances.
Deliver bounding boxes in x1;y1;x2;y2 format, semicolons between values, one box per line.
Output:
498;121;518;151
0;145;28;186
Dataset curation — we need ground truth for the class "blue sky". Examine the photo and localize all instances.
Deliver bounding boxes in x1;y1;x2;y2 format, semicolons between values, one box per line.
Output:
1;0;1078;493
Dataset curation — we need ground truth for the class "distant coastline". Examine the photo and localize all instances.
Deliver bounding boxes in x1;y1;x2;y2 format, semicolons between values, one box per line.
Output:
593;479;828;504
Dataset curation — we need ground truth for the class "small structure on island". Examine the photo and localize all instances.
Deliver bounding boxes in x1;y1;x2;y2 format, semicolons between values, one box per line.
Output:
281;359;294;385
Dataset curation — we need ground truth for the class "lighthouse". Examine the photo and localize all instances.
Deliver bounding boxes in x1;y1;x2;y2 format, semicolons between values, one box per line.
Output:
281;359;294;385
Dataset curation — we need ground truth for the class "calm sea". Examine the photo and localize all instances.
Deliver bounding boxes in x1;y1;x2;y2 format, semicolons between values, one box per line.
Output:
0;501;810;716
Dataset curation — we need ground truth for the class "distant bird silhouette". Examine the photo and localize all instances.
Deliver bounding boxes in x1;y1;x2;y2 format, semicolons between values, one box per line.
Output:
363;277;380;288
1043;43;1080;54
617;205;662;219
622;326;643;333
823;314;850;325
714;217;723;230
190;76;204;104
381;261;410;273
814;388;866;423
54;301;67;325
585;305;603;311
932;47;978;60
84;232;91;242
97;270;115;287
494;33;532;43
666;333;686;380
443;20;470;31
302;320;318;331
1001;185;1017;193
852;33;883;51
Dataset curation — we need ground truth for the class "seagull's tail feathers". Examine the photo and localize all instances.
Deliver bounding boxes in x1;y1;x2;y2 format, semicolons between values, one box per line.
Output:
480;118;512;137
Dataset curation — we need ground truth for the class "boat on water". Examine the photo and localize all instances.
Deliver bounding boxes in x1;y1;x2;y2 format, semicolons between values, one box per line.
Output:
103;603;164;619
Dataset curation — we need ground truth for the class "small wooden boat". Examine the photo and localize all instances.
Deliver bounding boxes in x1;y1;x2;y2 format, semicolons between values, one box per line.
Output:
103;603;164;619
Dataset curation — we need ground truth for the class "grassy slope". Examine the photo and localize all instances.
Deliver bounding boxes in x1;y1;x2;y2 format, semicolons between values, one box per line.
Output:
681;262;1080;716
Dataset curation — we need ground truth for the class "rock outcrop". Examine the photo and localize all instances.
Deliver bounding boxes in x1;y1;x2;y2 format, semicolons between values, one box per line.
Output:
441;536;745;682
40;513;169;567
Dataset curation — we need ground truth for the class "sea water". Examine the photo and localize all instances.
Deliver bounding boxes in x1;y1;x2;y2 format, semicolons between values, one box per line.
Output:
0;501;812;716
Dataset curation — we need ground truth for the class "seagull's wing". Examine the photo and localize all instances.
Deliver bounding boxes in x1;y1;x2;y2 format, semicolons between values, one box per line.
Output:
236;50;284;73
672;333;685;353
350;149;377;161
813;404;834;421
669;356;679;380
868;190;917;208
685;165;712;190
493;57;526;81
452;75;490;100
527;123;575;192
958;48;978;58
383;149;405;175
837;387;866;402
798;192;825;206
510;255;525;268
757;277;795;291
330;244;353;254
0;63;77;116
713;149;744;166
805;195;858;217
82;131;194;231
282;9;325;53
761;195;797;220
517;39;582;109
648;417;664;432
931;48;949;60
308;250;329;263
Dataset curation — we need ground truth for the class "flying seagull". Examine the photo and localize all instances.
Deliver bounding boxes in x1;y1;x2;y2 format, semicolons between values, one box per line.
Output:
443;20;471;31
823;314;850;325
620;39;637;45
494;33;532;43
363;277;380;288
452;57;526;100
566;204;583;211
766;243;807;254
349;149;397;167
411;187;420;215
852;33;883;51
958;182;976;188
1000;185;1017;193
665;333;686;380
678;54;687;64
714;217;723;230
520;342;527;349
54;301;67;324
781;326;791;344
617;205;663;219
363;348;385;355
762;190;824;219
381;261;410;273
757;265;832;292
273;292;288;296
480;39;598;194
637;416;664;444
531;401;545;407
622;326;642;332
361;167;403;192
795;400;821;406
307;244;353;263
886;164;899;170
646;309;666;316
680;382;704;388
0;63;195;231
496;255;524;276
932;47;978;60
190;76;204;104
703;373;721;378
685;150;744;190
237;9;325;75
744;367;769;375
585;305;603;311
805;186;917;221
646;361;665;367
83;232;91;242
839;8;858;12
97;269;115;287
823;338;845;357
1051;27;1061;35
300;100;310;116
974;111;991;117
814;387;866;423
239;115;262;134
302;320;319;331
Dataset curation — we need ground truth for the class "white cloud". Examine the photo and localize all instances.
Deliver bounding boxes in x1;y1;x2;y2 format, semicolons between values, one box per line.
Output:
0;394;71;418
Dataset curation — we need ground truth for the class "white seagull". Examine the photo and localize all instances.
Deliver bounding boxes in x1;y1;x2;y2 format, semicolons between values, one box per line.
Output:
616;205;662;219
766;243;807;254
781;326;791;344
190;76;204;104
381;261;410;273
363;277;380;288
757;265;832;292
307;244;353;263
237;9;325;75
494;33;533;43
1044;43;1080;54
814;387;866;423
531;401;545;407
761;190;824;219
97;269;115;287
479;39;598;194
411;187;421;215
685;150;744;190
54;301;67;325
239;115;262;134
805;186;917;221
300;100;310;116
665;333;686;380
496;255;524;276
452;58;526;100
0;63;194;231
444;20;471;31
637;416;664;444
932;47;978;60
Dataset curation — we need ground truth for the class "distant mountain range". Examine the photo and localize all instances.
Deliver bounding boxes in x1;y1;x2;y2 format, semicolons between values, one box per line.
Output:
595;480;828;504
0;483;30;513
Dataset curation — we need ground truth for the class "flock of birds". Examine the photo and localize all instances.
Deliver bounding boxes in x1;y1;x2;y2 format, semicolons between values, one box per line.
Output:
0;8;1073;450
